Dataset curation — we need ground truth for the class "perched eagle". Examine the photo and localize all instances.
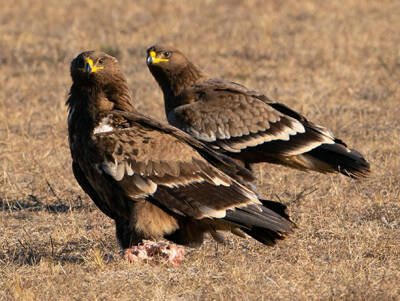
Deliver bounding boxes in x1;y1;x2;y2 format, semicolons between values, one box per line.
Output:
146;45;370;178
67;51;295;264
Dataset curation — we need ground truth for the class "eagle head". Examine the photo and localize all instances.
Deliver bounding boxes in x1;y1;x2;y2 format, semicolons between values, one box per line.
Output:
70;51;120;86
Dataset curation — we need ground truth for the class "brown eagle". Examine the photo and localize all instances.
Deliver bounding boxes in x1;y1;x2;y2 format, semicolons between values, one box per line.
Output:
67;51;295;264
146;45;370;178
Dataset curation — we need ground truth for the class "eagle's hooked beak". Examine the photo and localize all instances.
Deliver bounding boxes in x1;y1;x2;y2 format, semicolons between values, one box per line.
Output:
84;58;104;73
147;51;168;65
146;53;153;65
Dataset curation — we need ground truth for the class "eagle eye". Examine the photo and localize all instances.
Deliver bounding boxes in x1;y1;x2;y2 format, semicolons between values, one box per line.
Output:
98;58;105;64
164;51;171;58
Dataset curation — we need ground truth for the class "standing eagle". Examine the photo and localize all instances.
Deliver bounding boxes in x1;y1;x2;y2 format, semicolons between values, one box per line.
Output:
146;45;370;178
67;51;295;265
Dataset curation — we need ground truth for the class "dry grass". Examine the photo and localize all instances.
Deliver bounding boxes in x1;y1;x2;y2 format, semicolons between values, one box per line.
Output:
1;0;399;300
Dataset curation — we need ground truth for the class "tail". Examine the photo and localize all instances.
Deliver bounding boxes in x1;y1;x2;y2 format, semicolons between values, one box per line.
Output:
165;198;295;247
225;199;296;246
265;102;371;179
240;199;294;245
304;143;371;178
246;137;371;179
259;199;290;219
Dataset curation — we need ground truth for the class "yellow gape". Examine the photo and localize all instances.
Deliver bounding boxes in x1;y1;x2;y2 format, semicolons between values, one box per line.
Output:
84;58;104;73
149;51;169;63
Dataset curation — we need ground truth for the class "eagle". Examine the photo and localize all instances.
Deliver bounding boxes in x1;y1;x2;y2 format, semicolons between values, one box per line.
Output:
67;51;295;265
146;45;370;178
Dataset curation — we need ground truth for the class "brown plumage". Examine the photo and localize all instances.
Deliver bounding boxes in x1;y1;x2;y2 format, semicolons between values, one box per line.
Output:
146;45;371;178
67;51;295;253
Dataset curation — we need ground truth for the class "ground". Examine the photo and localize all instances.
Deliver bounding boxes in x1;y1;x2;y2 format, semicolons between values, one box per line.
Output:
0;0;399;300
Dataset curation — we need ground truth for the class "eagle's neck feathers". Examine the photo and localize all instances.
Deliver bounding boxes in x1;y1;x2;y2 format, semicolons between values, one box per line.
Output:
151;62;207;113
67;77;134;136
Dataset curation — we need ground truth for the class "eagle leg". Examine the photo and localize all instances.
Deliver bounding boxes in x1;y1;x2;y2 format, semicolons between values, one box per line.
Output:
123;240;185;266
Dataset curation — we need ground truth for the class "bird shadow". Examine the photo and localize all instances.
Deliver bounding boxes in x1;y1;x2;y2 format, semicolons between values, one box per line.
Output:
0;241;86;266
0;239;118;266
0;194;91;214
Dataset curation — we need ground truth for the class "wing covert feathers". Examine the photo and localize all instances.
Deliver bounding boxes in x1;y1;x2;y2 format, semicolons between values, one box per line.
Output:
91;111;295;245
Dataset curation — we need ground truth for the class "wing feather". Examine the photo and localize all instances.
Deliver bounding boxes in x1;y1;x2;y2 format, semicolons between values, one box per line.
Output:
168;81;326;156
90;112;271;222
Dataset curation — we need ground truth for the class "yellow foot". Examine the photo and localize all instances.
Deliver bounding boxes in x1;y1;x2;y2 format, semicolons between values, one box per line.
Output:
124;240;185;266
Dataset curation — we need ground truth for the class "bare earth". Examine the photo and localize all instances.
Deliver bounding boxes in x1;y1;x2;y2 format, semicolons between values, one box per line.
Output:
1;0;399;300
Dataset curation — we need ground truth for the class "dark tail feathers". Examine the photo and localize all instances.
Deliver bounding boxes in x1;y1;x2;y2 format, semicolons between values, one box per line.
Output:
307;143;370;178
242;199;295;245
225;199;296;246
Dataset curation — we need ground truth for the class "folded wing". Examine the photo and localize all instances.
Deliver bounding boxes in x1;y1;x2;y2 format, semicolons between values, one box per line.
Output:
168;80;370;178
90;111;295;245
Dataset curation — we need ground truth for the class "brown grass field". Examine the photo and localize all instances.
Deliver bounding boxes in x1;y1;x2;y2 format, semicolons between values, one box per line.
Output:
1;0;399;300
